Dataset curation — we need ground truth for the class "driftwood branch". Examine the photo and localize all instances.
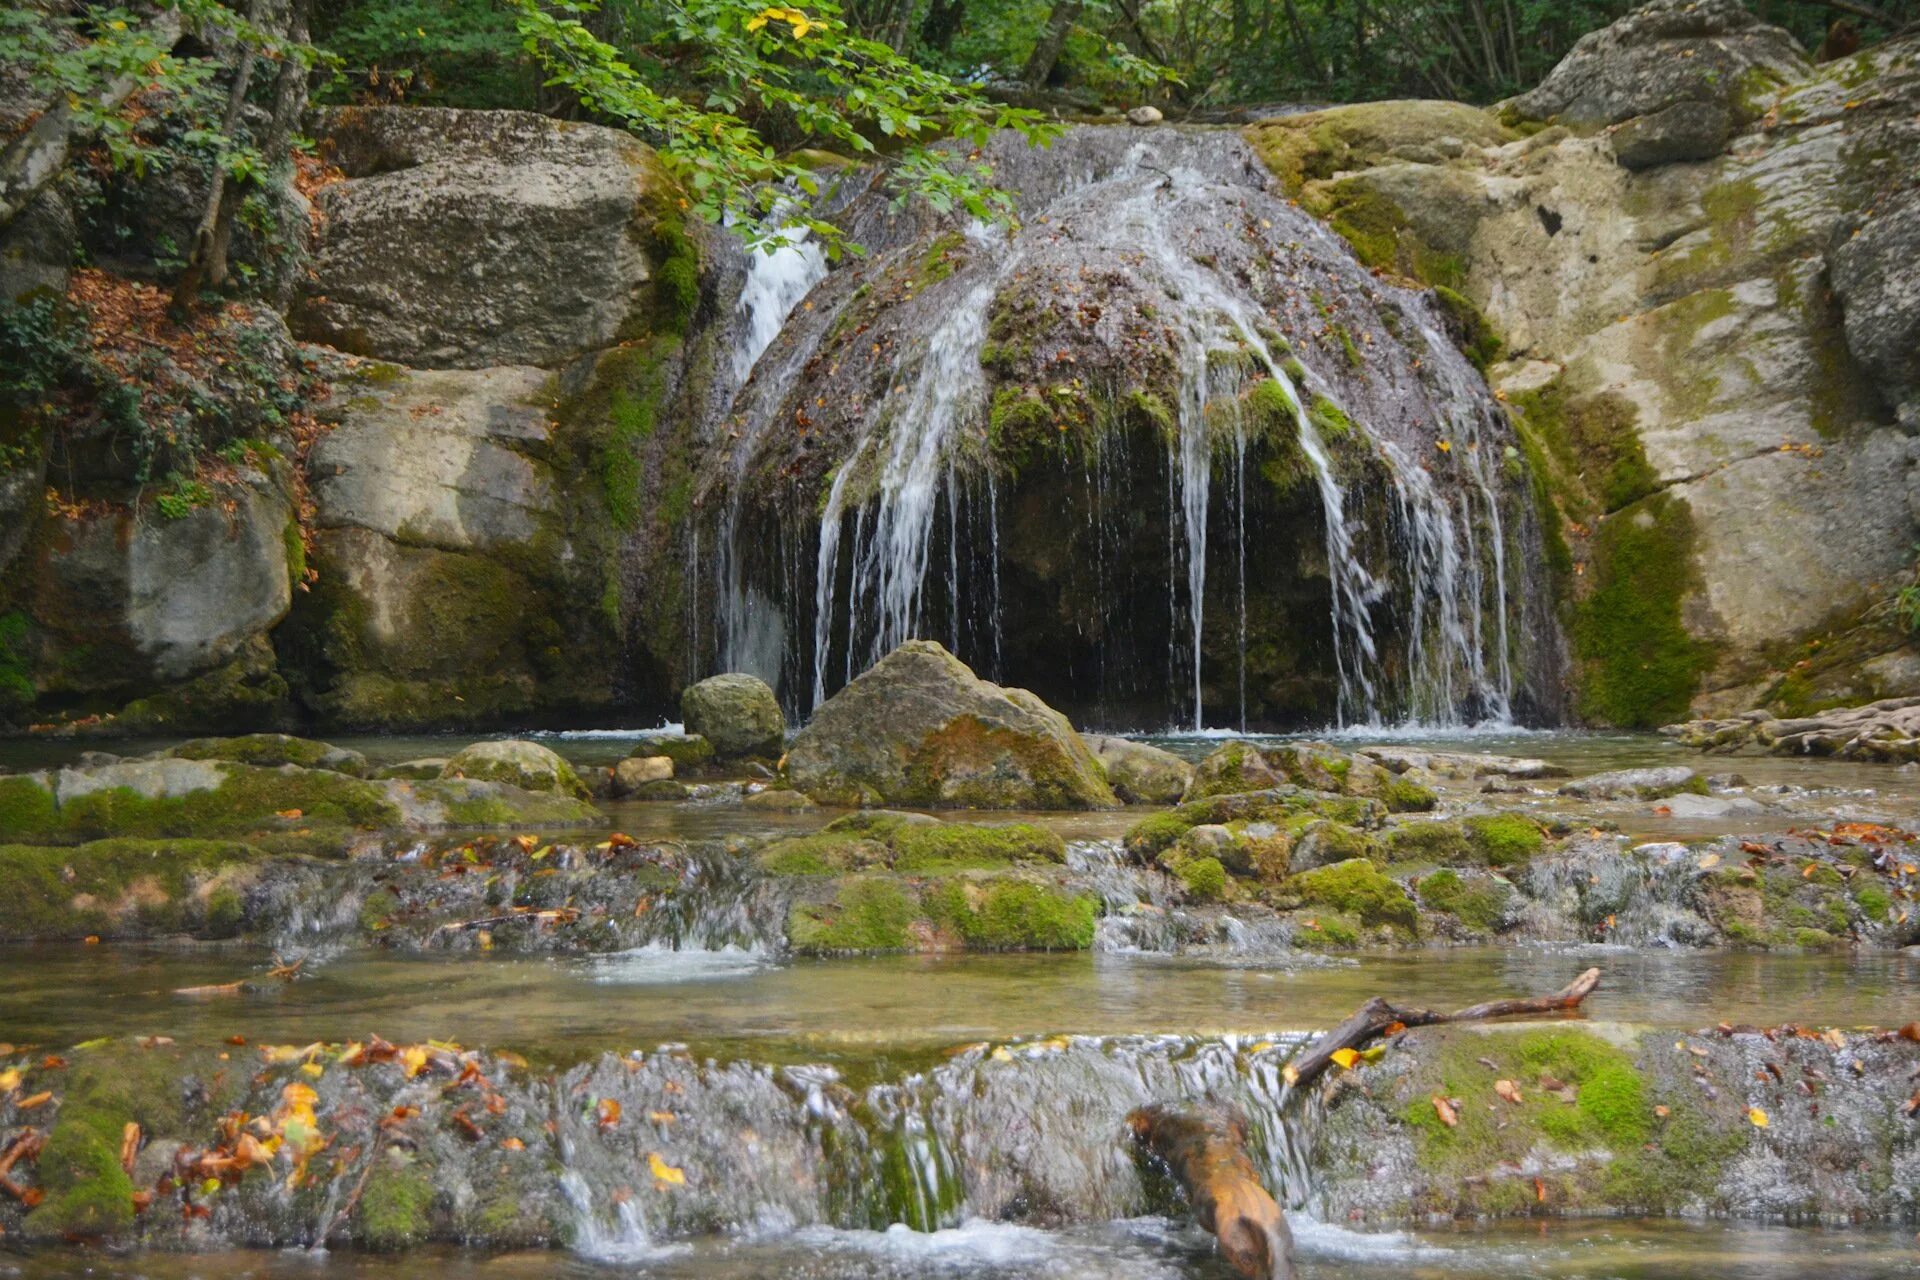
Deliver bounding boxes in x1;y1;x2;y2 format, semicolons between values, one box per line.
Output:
1284;967;1602;1091
0;11;185;231
1129;1104;1294;1280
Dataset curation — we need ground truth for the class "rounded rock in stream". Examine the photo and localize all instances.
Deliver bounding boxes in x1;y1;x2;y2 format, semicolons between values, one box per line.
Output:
440;739;592;799
681;673;786;759
784;640;1117;810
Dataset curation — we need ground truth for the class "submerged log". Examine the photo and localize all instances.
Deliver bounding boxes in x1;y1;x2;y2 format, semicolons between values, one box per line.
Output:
1285;966;1603;1091
1128;1104;1295;1280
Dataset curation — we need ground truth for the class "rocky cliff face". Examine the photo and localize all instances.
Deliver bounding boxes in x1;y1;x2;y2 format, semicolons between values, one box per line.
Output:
1264;0;1920;725
2;0;1915;735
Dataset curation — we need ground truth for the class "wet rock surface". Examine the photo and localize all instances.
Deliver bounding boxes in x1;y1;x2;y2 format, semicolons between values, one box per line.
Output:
785;641;1118;809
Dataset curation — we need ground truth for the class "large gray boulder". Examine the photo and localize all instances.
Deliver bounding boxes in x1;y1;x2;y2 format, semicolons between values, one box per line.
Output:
1513;0;1807;148
21;471;294;713
1830;183;1920;430
295;107;667;369
680;673;785;759
785;641;1118;810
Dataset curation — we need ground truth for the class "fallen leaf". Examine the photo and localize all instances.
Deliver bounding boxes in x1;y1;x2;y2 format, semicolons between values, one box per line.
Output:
1430;1095;1459;1128
1748;1107;1770;1128
120;1122;140;1173
501;1136;525;1151
1330;1048;1361;1070
1494;1079;1523;1105
648;1152;686;1186
597;1098;621;1129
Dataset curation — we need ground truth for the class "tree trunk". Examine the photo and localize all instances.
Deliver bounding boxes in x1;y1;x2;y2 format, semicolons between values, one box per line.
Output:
919;0;968;53
1022;0;1084;87
0;11;185;231
171;0;267;312
1130;1105;1295;1280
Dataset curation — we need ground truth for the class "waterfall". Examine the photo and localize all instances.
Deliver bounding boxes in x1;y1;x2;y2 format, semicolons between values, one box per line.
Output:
731;222;830;385
711;127;1535;730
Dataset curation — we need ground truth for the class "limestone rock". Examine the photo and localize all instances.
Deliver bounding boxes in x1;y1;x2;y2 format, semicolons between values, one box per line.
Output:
1558;765;1699;800
1512;0;1807;135
27;473;293;692
1126;105;1164;126
680;673;786;759
785;640;1118;810
1609;98;1733;169
295;107;665;369
743;787;816;811
1184;741;1282;800
1085;735;1194;804
613;755;674;794
630;732;715;772
166;734;371;777
441;740;591;800
1830;182;1920;427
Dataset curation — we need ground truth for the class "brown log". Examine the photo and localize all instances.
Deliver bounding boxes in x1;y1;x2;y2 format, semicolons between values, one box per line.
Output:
1284;967;1602;1091
1129;1104;1294;1280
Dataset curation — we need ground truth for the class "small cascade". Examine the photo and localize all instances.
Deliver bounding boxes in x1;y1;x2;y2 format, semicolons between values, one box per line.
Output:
732;225;830;385
546;1031;1321;1244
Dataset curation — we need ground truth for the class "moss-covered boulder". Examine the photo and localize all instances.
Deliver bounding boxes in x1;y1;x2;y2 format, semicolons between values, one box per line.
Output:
0;757;600;846
167;733;371;777
757;815;1064;877
785;641;1117;810
630;731;715;772
680;673;786;759
1286;858;1417;933
440;740;590;800
1312;1020;1919;1222
0;838;264;940
1084;735;1193;804
1183;740;1282;800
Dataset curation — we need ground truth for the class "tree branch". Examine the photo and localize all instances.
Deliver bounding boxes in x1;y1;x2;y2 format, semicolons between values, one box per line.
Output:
1283;967;1602;1091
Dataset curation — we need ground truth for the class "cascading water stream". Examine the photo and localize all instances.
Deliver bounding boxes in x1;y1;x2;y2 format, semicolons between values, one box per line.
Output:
713;127;1533;730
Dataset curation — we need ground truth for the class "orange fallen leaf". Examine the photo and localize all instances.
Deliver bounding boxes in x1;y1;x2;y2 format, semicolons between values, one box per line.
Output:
1430;1095;1459;1128
1494;1079;1523;1105
17;1092;52;1110
501;1136;525;1151
120;1122;140;1173
275;809;303;820
597;1098;622;1130
1330;1048;1361;1070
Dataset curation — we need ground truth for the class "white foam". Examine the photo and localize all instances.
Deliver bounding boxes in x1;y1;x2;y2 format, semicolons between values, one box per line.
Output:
586;944;774;984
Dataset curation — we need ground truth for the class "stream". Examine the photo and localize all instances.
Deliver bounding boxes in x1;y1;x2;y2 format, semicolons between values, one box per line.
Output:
3;729;1917;1276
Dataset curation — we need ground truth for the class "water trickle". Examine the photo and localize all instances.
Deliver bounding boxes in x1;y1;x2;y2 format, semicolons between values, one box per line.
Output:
732;224;830;385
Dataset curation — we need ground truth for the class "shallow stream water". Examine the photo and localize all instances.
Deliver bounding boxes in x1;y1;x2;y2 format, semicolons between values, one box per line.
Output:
4;728;1918;1276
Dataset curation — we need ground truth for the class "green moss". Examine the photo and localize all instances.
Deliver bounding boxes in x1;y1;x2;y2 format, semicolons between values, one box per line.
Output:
929;878;1097;950
759;832;887;875
1431;286;1502;372
1385;819;1471;865
1175;854;1229;901
1307;394;1353;439
890;822;1065;873
1124;810;1195;860
986;385;1094;473
0;837;270;939
1416;868;1508;931
1572;493;1712;728
1462;812;1545;867
22;1113;135;1239
1791;926;1838;949
357;1159;436;1249
631;733;715;771
358;885;400;932
0;609;34;714
1381;776;1438;813
1854;884;1891;923
1;766;402;845
170;733;358;773
787;878;916;952
1289;858;1416;932
912;232;966;288
1506;380;1654;517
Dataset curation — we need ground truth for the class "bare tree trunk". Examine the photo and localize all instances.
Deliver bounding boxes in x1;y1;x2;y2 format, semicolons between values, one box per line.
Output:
1130;1105;1295;1280
1279;0;1326;88
0;11;185;231
171;0;266;312
1022;0;1084;87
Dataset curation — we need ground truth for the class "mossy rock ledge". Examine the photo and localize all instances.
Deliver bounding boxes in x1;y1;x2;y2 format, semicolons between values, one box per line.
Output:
784;641;1118;810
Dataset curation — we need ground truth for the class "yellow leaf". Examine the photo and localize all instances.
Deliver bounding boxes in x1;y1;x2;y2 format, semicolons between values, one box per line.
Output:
1747;1107;1769;1128
0;1068;20;1094
1699;853;1721;869
745;13;769;30
1359;1045;1387;1064
401;1046;430;1078
1281;1063;1300;1086
791;19;813;36
1330;1047;1360;1070
300;1061;325;1079
648;1152;686;1186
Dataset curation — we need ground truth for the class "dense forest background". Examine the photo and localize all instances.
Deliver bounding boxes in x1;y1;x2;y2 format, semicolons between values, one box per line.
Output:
311;0;1918;116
